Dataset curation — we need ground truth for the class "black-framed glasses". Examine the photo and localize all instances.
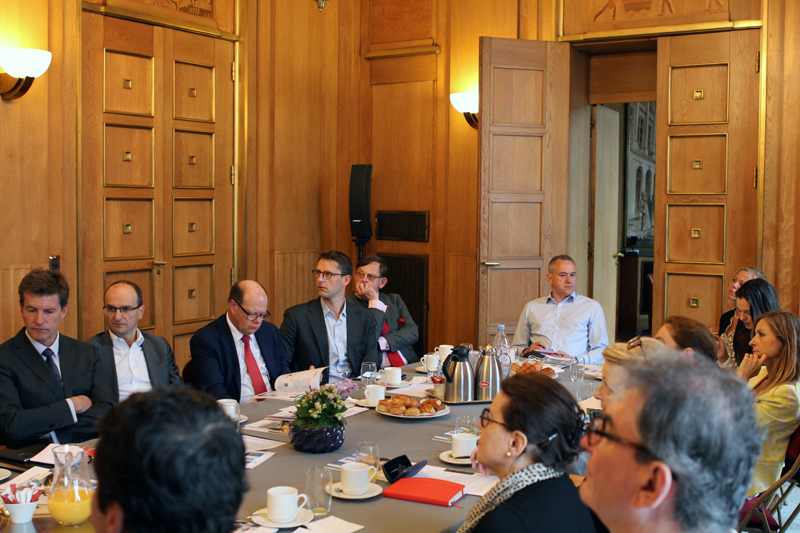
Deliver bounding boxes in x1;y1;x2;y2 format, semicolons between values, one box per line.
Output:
479;407;512;430
584;416;658;462
312;270;345;281
103;305;142;314
233;300;270;322
353;271;383;282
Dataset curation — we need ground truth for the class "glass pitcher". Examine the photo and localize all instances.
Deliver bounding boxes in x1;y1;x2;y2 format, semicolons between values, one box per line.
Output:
47;445;94;525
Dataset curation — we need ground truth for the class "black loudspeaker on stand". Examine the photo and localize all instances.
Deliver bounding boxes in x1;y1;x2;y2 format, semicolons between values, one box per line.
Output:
349;164;373;259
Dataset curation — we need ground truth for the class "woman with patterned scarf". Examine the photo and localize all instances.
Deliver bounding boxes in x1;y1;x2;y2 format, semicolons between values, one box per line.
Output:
459;373;598;533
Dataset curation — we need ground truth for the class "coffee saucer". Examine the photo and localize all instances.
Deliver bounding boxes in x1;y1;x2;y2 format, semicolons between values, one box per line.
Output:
0;468;10;482
439;451;472;465
237;415;248;424
355;399;377;408
327;482;383;500
251;507;313;528
377;380;411;389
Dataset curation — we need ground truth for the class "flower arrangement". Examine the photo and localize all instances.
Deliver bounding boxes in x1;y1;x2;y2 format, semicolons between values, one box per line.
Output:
293;381;354;429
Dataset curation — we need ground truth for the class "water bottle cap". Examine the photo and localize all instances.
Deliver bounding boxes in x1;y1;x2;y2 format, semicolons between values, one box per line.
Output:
497;324;505;331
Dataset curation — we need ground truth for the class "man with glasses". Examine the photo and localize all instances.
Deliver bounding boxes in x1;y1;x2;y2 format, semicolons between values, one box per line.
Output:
190;280;289;401
281;251;380;381
0;269;114;447
87;281;182;403
579;358;761;533
346;255;419;367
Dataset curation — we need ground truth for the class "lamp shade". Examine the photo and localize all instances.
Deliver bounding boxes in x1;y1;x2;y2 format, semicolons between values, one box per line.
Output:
449;92;479;114
0;49;52;78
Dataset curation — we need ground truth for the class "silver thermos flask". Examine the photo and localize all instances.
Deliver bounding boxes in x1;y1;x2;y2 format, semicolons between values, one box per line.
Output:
442;346;475;402
475;345;502;401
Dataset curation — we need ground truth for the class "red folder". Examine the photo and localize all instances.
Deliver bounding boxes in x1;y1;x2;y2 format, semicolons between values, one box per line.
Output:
383;477;466;507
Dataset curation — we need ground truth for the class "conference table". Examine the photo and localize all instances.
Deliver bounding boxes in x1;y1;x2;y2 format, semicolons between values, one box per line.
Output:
0;364;592;533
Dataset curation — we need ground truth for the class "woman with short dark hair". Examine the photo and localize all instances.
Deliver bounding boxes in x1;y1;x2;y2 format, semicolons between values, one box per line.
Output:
461;373;597;533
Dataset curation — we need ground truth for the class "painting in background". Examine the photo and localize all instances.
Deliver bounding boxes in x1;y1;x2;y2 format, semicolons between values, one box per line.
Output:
624;102;656;247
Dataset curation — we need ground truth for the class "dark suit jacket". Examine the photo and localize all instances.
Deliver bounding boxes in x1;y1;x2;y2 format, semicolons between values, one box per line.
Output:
280;298;381;374
0;328;115;448
189;314;289;400
470;475;598;533
346;292;420;363
86;330;182;403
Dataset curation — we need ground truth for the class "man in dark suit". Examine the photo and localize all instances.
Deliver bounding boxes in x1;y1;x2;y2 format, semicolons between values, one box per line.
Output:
190;280;289;401
0;269;114;448
281;251;381;381
86;281;182;403
346;255;419;366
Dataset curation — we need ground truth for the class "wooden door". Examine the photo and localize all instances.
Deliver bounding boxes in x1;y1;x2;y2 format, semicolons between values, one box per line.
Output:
81;15;235;370
652;31;759;329
477;37;570;345
590;104;620;340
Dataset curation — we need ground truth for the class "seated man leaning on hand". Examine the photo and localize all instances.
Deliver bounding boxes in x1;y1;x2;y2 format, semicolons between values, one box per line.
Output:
512;254;609;364
346;255;419;368
0;269;114;448
86;280;182;403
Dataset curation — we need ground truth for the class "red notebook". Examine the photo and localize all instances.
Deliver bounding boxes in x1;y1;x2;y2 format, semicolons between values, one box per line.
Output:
383;477;466;507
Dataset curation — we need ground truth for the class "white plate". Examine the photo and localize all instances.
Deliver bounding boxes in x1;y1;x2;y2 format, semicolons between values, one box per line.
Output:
439;451;472;466
237;415;249;424
376;380;412;389
354;399;377;409
327;482;383;500
415;365;428;373
0;468;10;482
376;405;450;419
251;507;314;529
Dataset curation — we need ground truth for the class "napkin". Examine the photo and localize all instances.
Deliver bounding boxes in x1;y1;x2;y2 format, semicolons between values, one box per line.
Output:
296;516;364;533
579;396;602;411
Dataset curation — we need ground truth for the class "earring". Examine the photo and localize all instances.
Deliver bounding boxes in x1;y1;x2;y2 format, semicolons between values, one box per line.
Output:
505;451;512;457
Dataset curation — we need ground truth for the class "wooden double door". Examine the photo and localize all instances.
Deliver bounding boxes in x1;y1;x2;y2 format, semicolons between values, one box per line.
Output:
80;14;235;369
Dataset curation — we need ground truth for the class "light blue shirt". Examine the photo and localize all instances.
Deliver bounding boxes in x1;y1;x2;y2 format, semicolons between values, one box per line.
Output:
511;292;609;364
322;300;351;382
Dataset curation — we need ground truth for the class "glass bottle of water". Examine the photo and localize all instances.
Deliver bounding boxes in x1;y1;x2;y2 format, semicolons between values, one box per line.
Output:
493;324;512;379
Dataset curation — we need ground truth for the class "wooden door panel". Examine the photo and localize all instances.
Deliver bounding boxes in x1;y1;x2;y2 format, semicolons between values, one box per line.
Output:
174;62;215;122
104;198;154;260
174;130;215;188
492;68;544;125
668;134;727;194
104;124;154;188
666;205;725;263
104;269;155;329
489;203;541;258
173;333;193;371
173;265;215;324
664;273;724;328
487;267;541;334
669;64;729;125
173;199;214;256
491;135;543;192
104;51;153;116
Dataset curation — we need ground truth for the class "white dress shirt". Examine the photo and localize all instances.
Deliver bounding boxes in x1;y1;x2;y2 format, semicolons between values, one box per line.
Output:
25;330;77;443
226;313;271;402
368;298;408;369
109;329;151;401
322;300;352;382
511;292;609;364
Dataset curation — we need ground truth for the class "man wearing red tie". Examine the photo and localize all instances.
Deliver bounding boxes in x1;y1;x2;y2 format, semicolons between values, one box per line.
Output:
190;280;289;402
346;256;419;368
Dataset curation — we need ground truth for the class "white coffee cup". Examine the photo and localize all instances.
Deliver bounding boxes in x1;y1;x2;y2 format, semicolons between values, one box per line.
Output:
421;353;440;372
435;345;454;358
217;399;240;421
379;367;402;386
451;433;477;459
364;384;385;406
267;486;308;523
340;462;377;495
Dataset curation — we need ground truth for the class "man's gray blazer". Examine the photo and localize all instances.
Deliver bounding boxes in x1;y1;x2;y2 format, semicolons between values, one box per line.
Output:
346;292;419;363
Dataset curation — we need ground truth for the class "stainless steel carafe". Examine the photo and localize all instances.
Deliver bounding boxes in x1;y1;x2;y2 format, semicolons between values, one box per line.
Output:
475;345;501;401
442;345;474;402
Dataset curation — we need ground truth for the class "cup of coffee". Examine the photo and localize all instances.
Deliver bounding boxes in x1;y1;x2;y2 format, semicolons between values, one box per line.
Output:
421;353;440;373
378;367;402;386
435;345;454;358
217;399;240;422
340;462;377;495
364;385;385;406
267;486;308;523
451;433;477;459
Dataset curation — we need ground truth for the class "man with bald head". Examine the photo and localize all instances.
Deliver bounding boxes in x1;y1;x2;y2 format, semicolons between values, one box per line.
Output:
86;281;182;403
190;280;289;401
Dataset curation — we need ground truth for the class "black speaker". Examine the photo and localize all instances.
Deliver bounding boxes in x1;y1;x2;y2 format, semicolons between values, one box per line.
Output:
349;164;373;240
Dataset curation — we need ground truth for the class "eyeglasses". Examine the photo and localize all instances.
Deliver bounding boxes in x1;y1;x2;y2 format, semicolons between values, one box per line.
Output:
479;408;512;430
627;335;646;359
584;416;658;462
312;270;345;281
354;272;383;282
103;305;142;314
233;300;270;322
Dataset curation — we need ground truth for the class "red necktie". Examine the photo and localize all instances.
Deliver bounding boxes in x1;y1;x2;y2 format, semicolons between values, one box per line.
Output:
381;320;404;367
242;335;268;395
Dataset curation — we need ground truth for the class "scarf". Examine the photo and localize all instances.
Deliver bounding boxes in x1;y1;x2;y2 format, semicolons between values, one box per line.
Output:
457;463;562;533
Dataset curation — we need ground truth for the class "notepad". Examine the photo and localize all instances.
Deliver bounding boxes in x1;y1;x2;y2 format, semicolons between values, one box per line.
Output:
383;477;465;507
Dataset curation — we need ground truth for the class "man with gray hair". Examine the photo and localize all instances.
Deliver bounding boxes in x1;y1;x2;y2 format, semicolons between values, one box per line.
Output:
580;357;761;533
512;254;608;364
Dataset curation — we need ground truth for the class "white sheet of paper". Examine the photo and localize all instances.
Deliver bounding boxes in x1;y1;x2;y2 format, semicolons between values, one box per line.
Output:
297;516;364;533
242;436;285;453
29;443;61;466
415;465;499;497
244;451;275;470
579;396;602;411
0;467;51;491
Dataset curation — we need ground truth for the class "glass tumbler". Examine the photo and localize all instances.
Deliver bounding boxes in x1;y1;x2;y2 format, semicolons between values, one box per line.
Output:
305;467;332;517
355;441;381;482
361;362;377;387
455;416;479;436
570;359;585;382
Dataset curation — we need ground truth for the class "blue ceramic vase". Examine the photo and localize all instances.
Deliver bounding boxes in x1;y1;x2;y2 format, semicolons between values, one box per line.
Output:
289;424;345;453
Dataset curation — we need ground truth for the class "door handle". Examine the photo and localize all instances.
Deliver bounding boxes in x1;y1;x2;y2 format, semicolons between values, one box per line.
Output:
613;253;624;259
153;260;167;265
481;261;500;266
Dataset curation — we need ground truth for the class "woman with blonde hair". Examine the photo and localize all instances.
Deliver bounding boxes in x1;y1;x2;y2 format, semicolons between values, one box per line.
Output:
742;311;800;497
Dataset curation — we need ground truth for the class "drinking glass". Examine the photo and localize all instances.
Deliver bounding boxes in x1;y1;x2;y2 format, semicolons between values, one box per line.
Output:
576;381;595;402
305;467;332;517
570;359;585;382
355;441;381;482
455;416;479;436
360;362;377;387
459;343;473;352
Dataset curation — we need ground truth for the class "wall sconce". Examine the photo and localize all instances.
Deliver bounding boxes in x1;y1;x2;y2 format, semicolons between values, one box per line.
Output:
0;48;52;100
450;92;479;129
315;0;328;11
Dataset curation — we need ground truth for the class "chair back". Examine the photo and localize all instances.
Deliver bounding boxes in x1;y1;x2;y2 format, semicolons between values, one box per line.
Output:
181;360;198;389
